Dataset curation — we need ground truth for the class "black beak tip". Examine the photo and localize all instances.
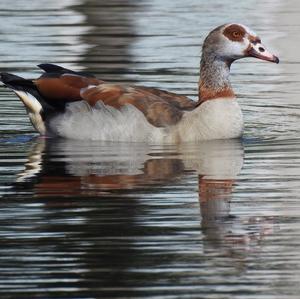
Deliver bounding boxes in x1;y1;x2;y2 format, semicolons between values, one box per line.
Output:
274;56;280;64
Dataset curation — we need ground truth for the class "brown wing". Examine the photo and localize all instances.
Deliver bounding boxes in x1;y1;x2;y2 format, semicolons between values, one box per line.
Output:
34;72;196;127
34;74;103;106
138;86;196;110
80;84;196;127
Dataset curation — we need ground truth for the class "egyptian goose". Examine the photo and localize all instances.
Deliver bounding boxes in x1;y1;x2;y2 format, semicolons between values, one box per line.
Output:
0;23;279;143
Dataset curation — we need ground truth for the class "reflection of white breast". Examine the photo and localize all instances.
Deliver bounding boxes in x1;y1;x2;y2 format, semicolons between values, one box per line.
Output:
64;142;151;177
180;139;244;180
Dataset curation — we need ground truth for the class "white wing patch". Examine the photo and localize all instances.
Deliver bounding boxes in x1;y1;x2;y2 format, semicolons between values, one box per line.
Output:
79;85;97;97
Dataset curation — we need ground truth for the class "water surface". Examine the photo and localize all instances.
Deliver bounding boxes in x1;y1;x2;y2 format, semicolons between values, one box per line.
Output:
0;0;300;298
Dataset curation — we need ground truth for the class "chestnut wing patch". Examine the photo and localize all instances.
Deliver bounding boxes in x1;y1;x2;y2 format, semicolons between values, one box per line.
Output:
34;74;102;109
80;84;193;127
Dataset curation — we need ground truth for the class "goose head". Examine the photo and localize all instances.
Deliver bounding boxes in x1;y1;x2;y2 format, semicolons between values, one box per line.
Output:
202;23;279;65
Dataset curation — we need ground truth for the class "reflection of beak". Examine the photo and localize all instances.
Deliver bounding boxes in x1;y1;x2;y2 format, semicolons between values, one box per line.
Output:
247;43;279;64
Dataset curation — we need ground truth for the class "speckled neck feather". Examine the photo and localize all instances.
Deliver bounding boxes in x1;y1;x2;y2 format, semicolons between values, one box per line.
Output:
198;55;235;104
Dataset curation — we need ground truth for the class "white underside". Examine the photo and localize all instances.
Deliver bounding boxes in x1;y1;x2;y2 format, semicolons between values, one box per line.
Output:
14;90;46;135
48;98;243;143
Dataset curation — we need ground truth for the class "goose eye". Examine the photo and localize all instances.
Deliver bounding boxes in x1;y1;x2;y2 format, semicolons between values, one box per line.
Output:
232;31;240;38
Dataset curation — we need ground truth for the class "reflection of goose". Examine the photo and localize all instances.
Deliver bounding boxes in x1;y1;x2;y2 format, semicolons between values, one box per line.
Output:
1;24;278;142
15;138;275;252
17;138;243;194
16;138;45;183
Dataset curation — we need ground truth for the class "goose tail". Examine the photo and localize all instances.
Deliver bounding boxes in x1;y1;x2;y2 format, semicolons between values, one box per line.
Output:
0;73;47;134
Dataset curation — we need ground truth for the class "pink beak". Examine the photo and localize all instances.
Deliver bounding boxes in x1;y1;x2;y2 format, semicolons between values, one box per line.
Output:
248;42;279;64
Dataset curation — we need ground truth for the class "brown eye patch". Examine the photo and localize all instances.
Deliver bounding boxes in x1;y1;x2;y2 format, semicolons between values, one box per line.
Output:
223;24;246;42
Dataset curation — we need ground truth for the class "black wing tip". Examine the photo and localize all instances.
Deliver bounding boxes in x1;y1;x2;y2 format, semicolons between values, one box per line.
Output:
0;72;22;84
0;73;27;89
0;73;34;90
37;63;65;73
37;63;95;78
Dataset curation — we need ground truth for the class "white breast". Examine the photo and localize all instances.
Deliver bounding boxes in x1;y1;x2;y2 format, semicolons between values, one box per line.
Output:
173;98;243;142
